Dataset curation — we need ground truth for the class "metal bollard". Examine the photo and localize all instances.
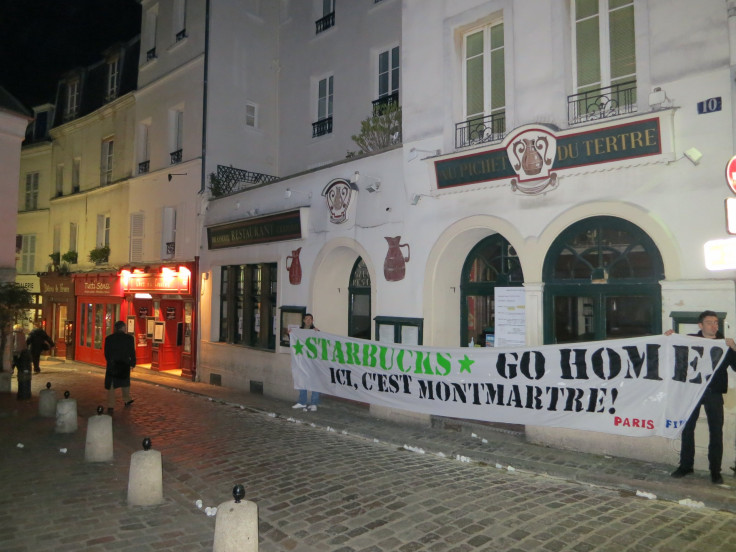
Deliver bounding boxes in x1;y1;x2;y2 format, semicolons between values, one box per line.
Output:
16;350;32;400
213;484;258;552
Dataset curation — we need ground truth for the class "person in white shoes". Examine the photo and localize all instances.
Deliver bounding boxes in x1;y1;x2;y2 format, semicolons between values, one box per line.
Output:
292;314;320;411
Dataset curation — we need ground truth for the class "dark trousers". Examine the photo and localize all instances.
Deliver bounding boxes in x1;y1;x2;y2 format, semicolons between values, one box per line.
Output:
30;350;41;372
679;391;724;473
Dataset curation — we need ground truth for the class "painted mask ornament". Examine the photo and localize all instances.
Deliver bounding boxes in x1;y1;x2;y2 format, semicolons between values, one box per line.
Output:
322;178;354;224
506;129;558;195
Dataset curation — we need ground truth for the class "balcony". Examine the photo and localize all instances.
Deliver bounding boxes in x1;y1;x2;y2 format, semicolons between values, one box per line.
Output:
170;149;182;164
312;117;333;138
372;92;399;116
138;160;150;174
209;164;279;198
568;81;637;126
315;11;335;34
175;29;187;42
455;112;506;149
146;47;157;61
166;242;175;256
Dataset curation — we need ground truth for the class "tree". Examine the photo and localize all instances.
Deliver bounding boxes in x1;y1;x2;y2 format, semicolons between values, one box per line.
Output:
0;282;33;371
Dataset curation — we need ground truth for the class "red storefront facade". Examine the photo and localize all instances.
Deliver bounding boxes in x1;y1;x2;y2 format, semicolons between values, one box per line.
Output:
72;263;196;379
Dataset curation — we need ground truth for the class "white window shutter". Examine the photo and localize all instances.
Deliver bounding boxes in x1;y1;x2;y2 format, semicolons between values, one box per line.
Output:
130;212;145;262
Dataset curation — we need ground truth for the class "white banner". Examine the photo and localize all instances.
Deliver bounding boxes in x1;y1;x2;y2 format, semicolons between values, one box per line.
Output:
290;331;731;438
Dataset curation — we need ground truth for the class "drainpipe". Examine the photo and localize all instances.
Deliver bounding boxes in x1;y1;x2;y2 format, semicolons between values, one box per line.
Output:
728;1;736;153
201;0;210;194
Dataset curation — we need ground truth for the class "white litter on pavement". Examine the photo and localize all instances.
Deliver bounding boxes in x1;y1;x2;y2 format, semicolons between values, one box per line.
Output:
678;498;705;509
195;499;203;509
455;454;471;463
471;433;478;438
506;466;515;472
59;448;67;454
205;506;218;517
16;443;24;448
636;490;657;500
495;463;503;469
268;412;276;417
481;438;488;444
403;444;425;454
341;430;349;435
326;426;335;432
436;452;447;458
373;438;380;443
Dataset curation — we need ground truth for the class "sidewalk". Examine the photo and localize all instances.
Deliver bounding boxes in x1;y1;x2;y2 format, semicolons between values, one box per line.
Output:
28;357;736;514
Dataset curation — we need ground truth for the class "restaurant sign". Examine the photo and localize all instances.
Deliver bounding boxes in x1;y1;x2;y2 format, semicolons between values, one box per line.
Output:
435;117;662;193
74;275;123;297
207;210;302;250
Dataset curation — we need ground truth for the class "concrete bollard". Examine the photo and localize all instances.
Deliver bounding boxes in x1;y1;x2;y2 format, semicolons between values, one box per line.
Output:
85;406;113;462
213;484;258;552
39;382;57;417
127;437;163;506
55;391;78;433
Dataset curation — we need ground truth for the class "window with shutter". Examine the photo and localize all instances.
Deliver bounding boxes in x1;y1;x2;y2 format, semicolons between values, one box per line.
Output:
130;212;145;262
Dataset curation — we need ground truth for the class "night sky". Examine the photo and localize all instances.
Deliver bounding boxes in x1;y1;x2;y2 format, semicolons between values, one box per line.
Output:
0;0;141;109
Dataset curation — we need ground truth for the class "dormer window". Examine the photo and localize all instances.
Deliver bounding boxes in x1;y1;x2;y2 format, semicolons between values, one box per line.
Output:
107;57;120;101
65;79;80;120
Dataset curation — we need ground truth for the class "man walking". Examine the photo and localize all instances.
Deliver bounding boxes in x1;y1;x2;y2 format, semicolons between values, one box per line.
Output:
668;310;736;484
104;320;136;414
26;324;54;373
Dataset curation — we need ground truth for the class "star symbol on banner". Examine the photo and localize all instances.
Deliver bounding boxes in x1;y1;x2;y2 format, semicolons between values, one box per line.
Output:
458;355;474;374
293;340;304;355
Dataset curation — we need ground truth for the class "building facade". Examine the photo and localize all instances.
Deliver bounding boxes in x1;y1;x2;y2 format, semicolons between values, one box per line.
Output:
198;0;736;470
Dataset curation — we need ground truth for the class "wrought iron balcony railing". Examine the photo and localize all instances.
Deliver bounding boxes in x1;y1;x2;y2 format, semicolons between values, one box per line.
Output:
372;92;399;116
170;149;182;164
315;11;335;34
568;81;637;125
138;160;150;174
209;164;280;198
166;242;175;255
175;29;187;42
312;117;333;138
455;112;506;149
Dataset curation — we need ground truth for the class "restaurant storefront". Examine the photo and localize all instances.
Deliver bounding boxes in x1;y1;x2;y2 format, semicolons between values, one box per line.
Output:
120;262;196;378
73;272;125;366
39;273;76;359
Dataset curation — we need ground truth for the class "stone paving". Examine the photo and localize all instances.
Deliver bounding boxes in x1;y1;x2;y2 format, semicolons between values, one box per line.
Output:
2;358;736;551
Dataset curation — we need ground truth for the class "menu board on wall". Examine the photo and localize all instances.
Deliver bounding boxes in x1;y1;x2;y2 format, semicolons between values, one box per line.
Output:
494;287;526;348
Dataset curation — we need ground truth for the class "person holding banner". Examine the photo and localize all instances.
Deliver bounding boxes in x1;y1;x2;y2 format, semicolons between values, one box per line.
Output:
292;314;321;412
666;311;736;484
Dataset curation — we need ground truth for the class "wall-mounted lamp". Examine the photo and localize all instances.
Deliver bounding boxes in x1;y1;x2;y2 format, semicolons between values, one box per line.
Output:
168;173;188;181
684;147;702;166
408;147;440;162
410;193;436;205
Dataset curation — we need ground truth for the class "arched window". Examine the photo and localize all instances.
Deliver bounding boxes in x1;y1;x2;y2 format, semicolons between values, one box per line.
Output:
348;257;371;339
543;216;664;343
461;235;523;347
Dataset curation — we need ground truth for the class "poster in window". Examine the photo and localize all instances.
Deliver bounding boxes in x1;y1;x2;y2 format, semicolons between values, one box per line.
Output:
153;321;165;343
127;316;136;334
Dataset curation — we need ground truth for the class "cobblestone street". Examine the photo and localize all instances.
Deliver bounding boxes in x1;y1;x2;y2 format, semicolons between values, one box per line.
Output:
2;360;736;551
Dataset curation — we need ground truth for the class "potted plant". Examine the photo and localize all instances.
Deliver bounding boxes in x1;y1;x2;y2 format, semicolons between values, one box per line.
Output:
49;252;60;266
88;245;110;265
61;250;78;264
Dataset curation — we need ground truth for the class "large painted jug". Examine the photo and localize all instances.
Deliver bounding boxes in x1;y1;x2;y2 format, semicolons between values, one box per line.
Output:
384;237;410;282
286;247;302;285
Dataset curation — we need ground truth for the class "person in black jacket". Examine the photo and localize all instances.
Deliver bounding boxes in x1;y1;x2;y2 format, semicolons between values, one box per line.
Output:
668;310;736;484
104;320;136;413
26;325;55;373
